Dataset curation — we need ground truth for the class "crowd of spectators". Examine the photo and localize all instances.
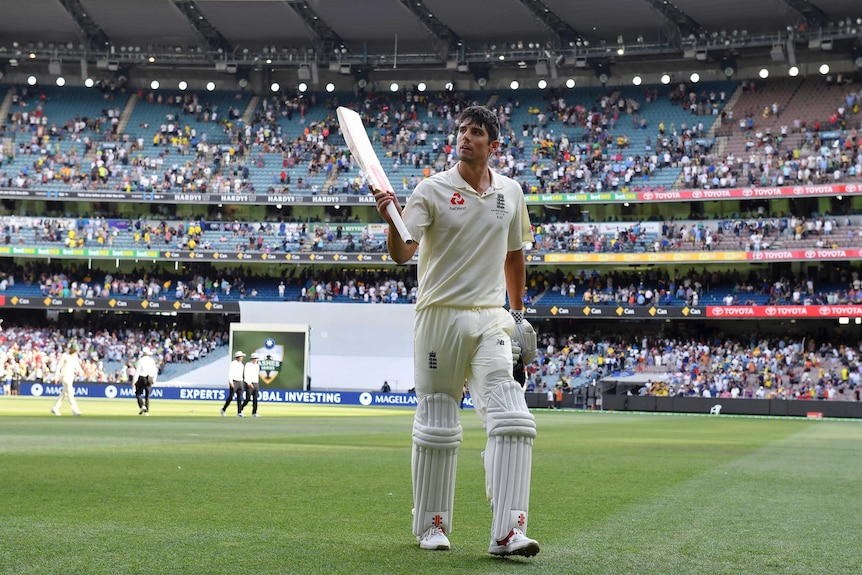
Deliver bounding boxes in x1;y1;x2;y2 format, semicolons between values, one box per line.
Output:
0;323;227;388
0;214;395;255
526;265;862;307
2;319;859;404
300;78;862;196
532;214;862;255
296;274;417;304
4;208;862;263
700;83;862;189
526;332;862;402
0;259;419;305
1;255;860;308
1;77;861;198
2;83;862;408
0;85;241;194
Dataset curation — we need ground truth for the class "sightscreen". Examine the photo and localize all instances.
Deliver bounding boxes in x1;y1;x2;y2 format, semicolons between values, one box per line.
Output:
229;323;310;390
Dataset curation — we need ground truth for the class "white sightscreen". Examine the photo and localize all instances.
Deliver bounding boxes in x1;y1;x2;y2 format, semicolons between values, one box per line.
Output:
240;302;416;392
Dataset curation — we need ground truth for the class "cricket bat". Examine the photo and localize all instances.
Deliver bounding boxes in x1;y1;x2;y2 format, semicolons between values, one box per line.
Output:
336;106;413;244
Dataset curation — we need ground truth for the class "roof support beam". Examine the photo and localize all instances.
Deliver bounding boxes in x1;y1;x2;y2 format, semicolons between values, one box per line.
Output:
642;0;706;47
283;0;348;61
778;0;830;31
514;0;584;49
55;0;111;53
171;0;233;56
397;0;462;61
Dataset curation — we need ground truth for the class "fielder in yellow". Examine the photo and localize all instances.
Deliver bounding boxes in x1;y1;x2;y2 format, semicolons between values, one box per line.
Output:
374;105;539;557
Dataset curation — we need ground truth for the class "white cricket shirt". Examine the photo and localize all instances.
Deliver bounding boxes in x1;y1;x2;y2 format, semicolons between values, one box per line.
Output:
229;359;244;382
244;361;260;384
403;163;532;311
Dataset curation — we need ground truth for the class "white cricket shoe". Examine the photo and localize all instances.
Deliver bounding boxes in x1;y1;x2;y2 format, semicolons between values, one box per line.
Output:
488;528;540;557
51;407;61;416
220;408;226;417
252;413;261;418
237;413;245;418
417;526;450;551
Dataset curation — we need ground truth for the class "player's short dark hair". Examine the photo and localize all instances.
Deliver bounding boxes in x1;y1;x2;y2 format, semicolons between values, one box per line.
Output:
458;106;500;142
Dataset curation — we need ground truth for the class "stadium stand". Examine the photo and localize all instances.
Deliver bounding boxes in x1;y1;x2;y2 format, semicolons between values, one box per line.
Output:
0;323;227;384
1;74;861;398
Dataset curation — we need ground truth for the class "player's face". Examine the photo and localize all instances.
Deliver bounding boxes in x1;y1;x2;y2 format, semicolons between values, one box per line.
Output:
456;119;498;164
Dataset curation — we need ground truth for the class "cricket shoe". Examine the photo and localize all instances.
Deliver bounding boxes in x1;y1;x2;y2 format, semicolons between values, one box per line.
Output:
417;526;450;551
139;407;147;415
220;408;226;417
237;413;245;418
51;407;61;416
488;528;540;557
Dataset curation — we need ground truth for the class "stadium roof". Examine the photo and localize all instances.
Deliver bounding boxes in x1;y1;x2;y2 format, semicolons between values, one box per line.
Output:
1;0;860;89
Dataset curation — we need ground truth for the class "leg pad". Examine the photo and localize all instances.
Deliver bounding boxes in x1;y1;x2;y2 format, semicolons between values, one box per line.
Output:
412;393;462;536
484;381;536;541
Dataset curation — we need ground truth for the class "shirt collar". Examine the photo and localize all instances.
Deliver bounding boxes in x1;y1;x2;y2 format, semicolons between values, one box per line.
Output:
449;163;503;196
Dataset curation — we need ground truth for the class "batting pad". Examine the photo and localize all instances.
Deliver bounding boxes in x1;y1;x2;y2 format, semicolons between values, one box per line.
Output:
412;393;462;536
484;381;537;541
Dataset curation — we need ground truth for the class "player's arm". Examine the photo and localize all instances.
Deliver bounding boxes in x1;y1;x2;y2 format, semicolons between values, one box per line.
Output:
505;248;526;312
507;222;537;370
374;188;417;264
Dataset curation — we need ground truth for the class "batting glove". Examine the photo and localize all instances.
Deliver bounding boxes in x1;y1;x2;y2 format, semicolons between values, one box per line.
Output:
511;338;522;366
510;309;537;365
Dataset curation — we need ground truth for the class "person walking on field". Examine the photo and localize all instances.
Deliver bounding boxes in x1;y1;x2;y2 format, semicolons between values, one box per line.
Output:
134;347;159;415
242;352;261;417
374;105;540;557
222;351;246;417
51;342;83;416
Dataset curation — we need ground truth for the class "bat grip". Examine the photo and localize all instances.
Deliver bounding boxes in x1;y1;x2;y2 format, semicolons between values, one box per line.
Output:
385;203;413;244
513;358;526;386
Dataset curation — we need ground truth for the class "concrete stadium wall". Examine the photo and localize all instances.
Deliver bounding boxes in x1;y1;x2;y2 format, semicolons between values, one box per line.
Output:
240;302;416;392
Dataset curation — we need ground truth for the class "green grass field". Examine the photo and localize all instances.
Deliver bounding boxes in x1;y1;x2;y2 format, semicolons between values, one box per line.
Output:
2;397;861;575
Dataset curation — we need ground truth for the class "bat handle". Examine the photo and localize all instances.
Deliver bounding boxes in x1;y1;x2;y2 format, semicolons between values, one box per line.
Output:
385;202;413;245
513;358;526;386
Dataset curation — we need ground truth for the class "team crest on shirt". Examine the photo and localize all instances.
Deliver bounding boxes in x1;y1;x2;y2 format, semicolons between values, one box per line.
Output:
492;193;509;220
253;337;283;384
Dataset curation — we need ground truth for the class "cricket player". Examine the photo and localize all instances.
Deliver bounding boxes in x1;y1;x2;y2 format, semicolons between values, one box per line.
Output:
374;105;539;557
51;342;83;416
134;347;159;415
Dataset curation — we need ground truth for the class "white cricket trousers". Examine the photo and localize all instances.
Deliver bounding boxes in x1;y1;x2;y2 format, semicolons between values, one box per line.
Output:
413;306;516;422
53;380;81;415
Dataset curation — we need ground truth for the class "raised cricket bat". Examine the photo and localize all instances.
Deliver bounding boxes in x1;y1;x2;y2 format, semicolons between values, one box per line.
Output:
336;106;413;244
